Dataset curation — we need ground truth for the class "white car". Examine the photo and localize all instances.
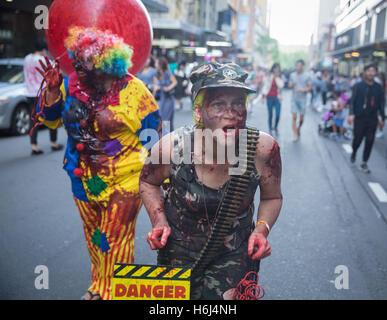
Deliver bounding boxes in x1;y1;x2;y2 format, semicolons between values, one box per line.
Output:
0;58;30;135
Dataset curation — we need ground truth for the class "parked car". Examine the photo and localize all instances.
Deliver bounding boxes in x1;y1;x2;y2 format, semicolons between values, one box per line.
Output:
0;58;31;135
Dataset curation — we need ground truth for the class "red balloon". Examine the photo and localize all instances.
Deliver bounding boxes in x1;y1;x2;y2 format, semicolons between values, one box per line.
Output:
46;0;153;76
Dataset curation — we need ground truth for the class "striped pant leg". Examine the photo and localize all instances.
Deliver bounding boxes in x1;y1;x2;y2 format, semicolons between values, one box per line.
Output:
73;197;102;294
96;194;143;300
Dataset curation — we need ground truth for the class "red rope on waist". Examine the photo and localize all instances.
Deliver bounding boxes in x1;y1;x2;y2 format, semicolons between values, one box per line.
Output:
234;271;265;300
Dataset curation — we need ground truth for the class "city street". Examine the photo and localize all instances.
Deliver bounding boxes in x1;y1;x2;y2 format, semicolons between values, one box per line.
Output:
1;89;387;300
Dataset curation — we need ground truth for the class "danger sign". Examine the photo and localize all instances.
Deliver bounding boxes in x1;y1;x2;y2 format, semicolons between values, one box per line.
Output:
112;264;191;300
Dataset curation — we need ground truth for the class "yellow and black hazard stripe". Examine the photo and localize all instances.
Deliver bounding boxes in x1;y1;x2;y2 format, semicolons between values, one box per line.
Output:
114;264;191;281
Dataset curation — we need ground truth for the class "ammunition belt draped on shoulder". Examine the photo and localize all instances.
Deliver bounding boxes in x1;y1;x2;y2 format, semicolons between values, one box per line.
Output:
191;127;260;275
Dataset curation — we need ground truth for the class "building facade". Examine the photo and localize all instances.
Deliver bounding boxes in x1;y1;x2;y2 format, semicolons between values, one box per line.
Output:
333;0;387;76
0;0;54;58
311;0;341;69
227;0;269;65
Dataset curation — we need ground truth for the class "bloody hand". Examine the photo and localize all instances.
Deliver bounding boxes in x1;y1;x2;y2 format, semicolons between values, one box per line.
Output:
146;225;171;250
36;56;63;93
248;230;271;260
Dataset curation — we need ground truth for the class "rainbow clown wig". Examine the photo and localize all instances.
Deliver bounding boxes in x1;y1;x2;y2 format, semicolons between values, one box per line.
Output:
65;26;133;78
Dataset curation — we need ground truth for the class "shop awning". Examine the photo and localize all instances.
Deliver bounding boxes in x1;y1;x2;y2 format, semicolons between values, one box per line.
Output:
332;41;387;59
152;18;203;37
142;0;169;13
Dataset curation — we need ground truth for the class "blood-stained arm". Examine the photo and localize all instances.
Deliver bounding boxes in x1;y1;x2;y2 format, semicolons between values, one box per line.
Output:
248;132;283;260
139;133;174;250
35;57;65;129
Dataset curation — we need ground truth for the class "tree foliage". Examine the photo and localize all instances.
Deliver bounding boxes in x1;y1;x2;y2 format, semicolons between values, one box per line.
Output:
256;34;308;70
278;51;308;70
256;34;280;65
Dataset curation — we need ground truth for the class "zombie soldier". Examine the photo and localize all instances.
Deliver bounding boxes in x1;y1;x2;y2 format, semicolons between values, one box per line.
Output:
139;62;283;300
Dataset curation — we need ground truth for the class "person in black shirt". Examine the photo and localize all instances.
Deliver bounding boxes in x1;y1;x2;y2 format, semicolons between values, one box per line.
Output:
348;64;385;173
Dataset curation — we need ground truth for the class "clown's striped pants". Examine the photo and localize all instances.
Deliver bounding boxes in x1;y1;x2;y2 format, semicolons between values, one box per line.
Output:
74;195;142;300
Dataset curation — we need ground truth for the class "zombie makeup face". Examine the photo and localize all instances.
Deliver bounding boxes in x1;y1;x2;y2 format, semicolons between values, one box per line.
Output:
197;87;248;147
202;87;247;130
73;60;88;84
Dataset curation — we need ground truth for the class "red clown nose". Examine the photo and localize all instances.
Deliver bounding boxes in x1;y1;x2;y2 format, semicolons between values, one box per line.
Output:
46;0;153;76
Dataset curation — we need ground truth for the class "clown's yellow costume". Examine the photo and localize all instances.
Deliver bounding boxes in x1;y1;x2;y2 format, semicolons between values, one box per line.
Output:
36;27;160;300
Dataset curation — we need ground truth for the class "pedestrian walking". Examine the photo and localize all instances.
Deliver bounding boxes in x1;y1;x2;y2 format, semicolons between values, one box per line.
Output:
288;59;312;142
376;72;386;139
321;72;329;107
262;63;284;137
140;61;283;300
153;57;177;132
35;27;161;300
312;71;324;112
255;66;265;94
348;64;385;173
330;91;346;141
174;61;188;110
137;55;157;92
24;39;63;155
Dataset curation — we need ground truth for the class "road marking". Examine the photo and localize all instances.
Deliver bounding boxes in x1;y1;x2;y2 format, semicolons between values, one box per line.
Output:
368;183;387;203
342;144;353;154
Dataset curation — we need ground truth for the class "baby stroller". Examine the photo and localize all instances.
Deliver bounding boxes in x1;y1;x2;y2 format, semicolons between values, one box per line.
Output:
318;110;353;140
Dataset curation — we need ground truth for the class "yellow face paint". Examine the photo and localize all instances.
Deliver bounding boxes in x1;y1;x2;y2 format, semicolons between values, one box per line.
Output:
192;90;205;128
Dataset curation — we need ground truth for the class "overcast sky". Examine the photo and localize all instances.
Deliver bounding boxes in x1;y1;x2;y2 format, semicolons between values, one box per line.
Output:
268;0;320;46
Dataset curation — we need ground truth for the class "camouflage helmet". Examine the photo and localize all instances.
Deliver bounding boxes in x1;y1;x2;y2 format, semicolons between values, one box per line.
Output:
189;61;256;100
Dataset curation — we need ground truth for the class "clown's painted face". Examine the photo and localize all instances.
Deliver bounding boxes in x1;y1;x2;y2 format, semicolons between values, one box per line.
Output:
73;60;112;94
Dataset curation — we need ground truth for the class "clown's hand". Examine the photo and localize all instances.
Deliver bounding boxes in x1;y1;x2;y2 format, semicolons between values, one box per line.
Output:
36;57;63;103
146;224;171;250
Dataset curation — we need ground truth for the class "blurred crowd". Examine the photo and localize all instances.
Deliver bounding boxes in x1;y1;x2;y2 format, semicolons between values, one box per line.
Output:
137;55;387;143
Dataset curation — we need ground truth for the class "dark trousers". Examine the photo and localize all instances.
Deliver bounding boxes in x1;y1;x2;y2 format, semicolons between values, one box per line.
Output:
28;97;57;145
352;116;378;163
322;91;327;105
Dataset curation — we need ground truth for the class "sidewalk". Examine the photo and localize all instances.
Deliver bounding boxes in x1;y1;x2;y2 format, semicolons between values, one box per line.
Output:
310;103;387;221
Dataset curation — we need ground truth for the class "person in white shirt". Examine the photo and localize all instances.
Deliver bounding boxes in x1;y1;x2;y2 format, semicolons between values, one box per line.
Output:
288;60;312;142
262;63;284;137
24;39;63;155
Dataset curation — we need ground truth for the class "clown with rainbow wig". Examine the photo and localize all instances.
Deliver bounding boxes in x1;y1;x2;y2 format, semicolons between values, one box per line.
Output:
35;26;161;300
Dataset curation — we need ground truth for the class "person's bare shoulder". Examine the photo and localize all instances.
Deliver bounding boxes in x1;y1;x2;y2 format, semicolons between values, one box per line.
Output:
254;131;282;185
256;131;280;162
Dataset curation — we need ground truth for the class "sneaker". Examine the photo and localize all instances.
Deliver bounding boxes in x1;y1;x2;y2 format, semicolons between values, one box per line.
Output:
360;163;371;174
336;135;344;141
376;131;384;139
350;153;356;164
269;130;273;137
329;133;337;140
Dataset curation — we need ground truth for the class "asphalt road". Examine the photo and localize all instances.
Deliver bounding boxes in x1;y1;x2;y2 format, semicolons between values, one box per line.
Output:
1;90;387;300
